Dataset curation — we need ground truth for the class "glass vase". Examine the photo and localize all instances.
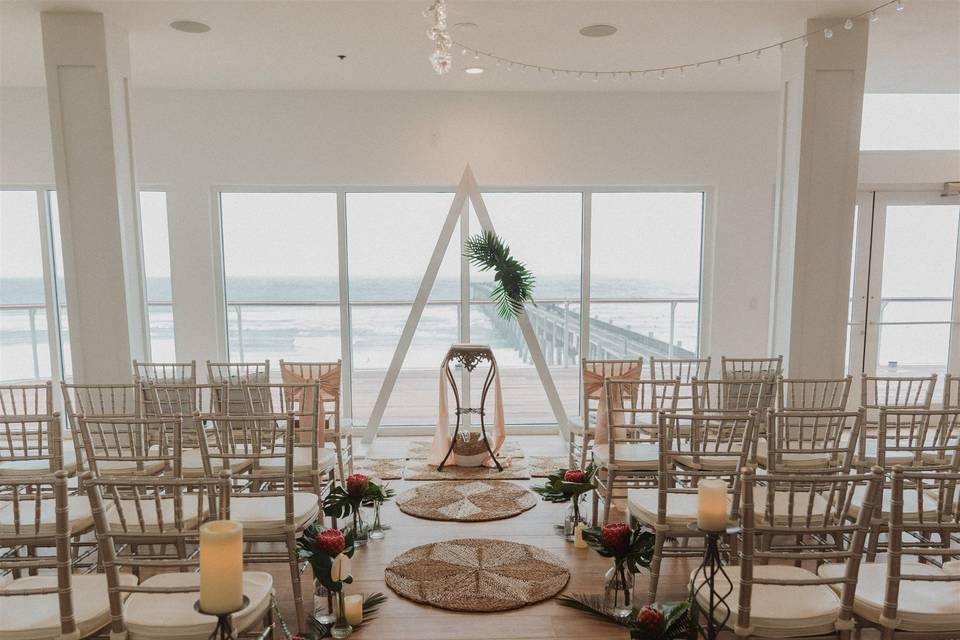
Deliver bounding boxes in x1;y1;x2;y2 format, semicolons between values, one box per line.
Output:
330;590;353;639
350;509;369;547
603;562;636;619
313;582;336;625
563;496;586;540
369;502;386;540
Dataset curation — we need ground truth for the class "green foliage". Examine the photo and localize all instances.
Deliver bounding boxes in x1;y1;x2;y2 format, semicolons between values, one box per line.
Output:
581;525;656;574
362;481;396;507
556;593;693;639
463;230;535;320
530;463;598;503
325;480;396;517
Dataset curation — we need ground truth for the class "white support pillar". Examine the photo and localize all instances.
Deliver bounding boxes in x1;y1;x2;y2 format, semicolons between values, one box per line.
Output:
770;18;869;378
41;12;147;382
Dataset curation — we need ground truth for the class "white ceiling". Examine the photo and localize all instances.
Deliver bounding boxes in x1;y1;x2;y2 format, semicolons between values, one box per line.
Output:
1;0;957;92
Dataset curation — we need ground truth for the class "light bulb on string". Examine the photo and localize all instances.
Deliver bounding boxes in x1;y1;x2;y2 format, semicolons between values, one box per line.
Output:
659;69;665;80
844;18;854;30
870;10;879;21
576;71;583;80
679;66;685;78
473;51;480;60
896;0;904;11
755;49;762;59
802;36;809;48
824;27;833;38
736;54;742;64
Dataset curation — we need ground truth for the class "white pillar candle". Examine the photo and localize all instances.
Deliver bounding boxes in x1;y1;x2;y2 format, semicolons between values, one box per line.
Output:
697;479;729;531
344;593;364;625
199;520;244;614
573;523;588;548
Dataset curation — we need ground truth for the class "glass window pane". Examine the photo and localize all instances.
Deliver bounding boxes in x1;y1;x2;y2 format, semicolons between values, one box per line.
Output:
47;192;71;379
0;190;52;381
590;192;704;359
861;94;960;151
220;193;340;369
347;192;457;426
139;191;176;361
469;192;582;423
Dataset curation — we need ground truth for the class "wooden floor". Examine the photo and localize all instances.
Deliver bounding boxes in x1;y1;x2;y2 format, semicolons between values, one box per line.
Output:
265;435;687;639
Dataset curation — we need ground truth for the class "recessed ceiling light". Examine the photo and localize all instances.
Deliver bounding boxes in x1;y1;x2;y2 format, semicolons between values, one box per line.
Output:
464;67;485;75
452;22;479;32
170;20;210;34
579;24;617;38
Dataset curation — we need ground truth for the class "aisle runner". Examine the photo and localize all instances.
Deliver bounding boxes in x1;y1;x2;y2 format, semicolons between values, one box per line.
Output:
396;480;536;521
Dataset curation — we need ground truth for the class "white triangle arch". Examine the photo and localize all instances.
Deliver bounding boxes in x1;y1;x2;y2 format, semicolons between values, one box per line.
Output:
362;165;572;443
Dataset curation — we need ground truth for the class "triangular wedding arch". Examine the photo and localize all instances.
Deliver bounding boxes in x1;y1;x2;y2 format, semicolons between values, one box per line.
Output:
362;165;572;443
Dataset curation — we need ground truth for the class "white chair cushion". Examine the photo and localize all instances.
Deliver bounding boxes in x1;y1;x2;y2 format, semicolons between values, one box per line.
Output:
107;494;208;532
756;438;835;469
693;565;842;638
178;448;251;478
673;440;744;471
259;447;336;473
229;492;320;533
848;485;939;519
592;443;658;469
0;572;137;640
628;488;733;530
124;571;272;640
751;485;831;525
819;561;960;631
0;494;98;535
95;458;166;476
854;440;917;466
0;449;77;476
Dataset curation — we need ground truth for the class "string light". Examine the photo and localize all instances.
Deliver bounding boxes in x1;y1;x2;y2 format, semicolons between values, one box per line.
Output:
429;0;908;80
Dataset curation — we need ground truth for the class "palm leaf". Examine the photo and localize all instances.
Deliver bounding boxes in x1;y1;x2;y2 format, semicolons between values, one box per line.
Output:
463;230;535;320
556;593;630;627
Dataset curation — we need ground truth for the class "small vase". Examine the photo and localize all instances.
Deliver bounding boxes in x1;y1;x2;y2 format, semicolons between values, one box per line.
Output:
369;502;386;540
603;562;636;619
313;582;336;625
350;510;369;547
563;497;586;540
330;590;353;639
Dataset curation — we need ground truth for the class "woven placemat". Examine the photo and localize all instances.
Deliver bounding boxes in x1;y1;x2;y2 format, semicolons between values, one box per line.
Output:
384;538;570;612
406;439;525;460
396;480;536;522
403;459;530;481
352;457;404;480
527;456;569;478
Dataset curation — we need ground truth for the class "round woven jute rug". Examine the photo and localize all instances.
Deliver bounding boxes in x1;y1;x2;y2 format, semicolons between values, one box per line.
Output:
384;538;570;612
396;480;537;522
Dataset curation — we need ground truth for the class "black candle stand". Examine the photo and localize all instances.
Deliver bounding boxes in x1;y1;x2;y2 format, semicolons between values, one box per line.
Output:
194;595;250;640
689;525;739;640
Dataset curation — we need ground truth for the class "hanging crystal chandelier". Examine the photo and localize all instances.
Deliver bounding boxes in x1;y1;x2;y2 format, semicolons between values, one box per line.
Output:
424;0;452;74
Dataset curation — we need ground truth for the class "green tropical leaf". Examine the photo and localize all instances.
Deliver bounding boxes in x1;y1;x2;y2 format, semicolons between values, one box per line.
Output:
463;230;535;320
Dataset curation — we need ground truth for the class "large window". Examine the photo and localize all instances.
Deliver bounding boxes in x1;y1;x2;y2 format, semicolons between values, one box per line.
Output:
218;188;707;429
590;192;704;361
220;192;340;367
139;191;176;361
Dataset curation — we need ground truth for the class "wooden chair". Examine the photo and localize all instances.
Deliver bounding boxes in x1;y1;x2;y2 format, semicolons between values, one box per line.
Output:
61;382;141;479
721;355;783;380
692;378;774;415
0;471;129;639
860;374;936;430
132;359;197;384
649;356;711;414
195;413;318;632
943;373;960;409
777;376;853;412
759;409;862;473
279;360;353;481
627;410;758;602
711;466;884;639
592;378;679;524
207;360;271;417
78;416;182;478
242;382;336;511
827;467;960;639
84;472;275;639
0;381;54;416
567;358;644;470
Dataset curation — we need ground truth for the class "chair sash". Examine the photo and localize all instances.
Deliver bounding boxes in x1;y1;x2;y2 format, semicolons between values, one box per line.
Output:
280;365;341;446
583;363;643;445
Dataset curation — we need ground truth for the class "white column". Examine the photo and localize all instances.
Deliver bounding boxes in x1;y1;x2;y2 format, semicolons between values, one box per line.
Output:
41;12;148;382
770;18;869;377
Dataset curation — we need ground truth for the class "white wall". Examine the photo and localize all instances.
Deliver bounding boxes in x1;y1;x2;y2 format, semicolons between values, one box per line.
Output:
2;87;782;368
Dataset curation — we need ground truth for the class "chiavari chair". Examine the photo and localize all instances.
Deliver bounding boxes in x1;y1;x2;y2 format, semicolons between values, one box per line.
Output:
62;382;140;479
777;376;853;412
568;358;643;470
0;381;54;417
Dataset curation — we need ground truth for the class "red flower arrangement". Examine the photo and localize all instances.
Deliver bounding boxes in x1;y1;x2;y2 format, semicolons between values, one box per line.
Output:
345;473;369;498
601;522;632;555
582;522;655;572
563;469;586;483
313;528;346;557
636;606;665;633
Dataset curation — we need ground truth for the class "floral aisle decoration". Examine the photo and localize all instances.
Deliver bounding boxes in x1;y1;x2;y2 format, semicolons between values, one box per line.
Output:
463;230;536;320
324;473;395;546
296;525;361;637
557;595;693;640
272;591;388;640
582;522;656;618
363;478;395;540
531;463;597;540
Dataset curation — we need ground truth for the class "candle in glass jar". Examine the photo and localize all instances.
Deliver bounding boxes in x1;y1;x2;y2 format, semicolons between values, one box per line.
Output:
199;520;244;614
344;593;364;625
573;523;588;548
697;479;729;531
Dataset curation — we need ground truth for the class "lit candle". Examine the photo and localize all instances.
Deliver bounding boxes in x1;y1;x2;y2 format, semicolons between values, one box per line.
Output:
697;479;729;531
344;593;364;625
199;520;244;614
573;523;588;548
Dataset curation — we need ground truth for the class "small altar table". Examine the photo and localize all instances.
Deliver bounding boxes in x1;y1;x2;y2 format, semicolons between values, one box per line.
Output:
427;344;506;471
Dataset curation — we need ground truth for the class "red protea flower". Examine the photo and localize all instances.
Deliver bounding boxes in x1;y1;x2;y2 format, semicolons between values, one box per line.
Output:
345;473;369;498
636;606;665;632
563;469;586;483
314;528;346;557
602;522;633;556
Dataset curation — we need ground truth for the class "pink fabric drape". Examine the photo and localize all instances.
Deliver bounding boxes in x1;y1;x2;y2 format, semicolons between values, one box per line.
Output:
280;365;341;446
583;363;643;445
428;347;506;468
